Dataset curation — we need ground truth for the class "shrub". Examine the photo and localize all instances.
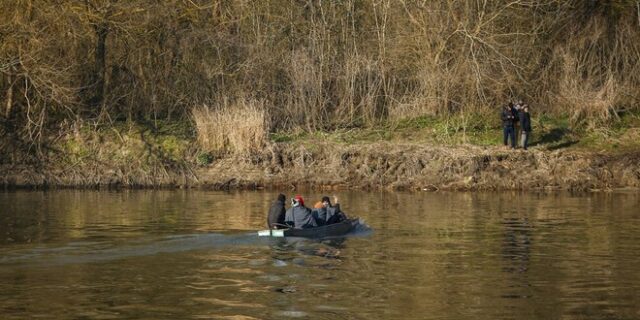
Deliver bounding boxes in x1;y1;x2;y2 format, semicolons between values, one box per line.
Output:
192;98;271;155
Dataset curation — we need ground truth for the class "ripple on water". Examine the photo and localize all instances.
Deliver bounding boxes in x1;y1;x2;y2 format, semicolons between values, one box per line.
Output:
276;310;308;318
2;191;640;320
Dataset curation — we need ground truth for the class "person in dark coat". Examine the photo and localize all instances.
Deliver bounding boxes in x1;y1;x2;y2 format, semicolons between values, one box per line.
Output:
323;196;348;224
267;194;287;229
312;200;327;226
284;195;318;229
501;103;517;149
513;100;523;147
312;195;347;225
519;105;532;150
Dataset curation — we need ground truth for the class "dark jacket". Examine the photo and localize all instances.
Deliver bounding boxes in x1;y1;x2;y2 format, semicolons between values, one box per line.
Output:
519;111;531;132
285;205;318;229
511;106;520;126
312;207;327;226
501;108;515;127
267;199;286;229
325;204;347;224
312;204;347;225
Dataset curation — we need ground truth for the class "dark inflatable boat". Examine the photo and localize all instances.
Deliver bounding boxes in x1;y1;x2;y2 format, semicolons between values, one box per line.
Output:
258;218;359;238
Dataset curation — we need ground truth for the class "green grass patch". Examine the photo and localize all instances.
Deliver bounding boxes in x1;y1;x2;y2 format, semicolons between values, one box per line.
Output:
265;110;640;153
53;111;637;167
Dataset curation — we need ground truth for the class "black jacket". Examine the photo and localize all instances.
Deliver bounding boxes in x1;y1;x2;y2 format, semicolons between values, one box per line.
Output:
501;108;515;127
312;207;327;226
519;111;531;132
312;204;347;225
267;199;286;229
325;204;347;224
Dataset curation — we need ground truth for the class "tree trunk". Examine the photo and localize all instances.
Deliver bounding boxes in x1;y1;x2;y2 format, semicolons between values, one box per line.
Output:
93;23;108;108
4;74;13;118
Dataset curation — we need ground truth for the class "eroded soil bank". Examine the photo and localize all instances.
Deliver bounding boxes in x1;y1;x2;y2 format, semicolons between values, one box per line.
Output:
2;143;640;192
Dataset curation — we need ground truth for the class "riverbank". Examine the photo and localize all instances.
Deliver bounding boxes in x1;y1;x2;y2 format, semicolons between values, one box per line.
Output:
2;130;639;191
2;112;640;191
3;1;640;193
195;143;640;192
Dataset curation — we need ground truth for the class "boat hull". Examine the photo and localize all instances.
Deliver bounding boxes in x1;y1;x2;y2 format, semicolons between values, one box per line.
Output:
258;218;357;238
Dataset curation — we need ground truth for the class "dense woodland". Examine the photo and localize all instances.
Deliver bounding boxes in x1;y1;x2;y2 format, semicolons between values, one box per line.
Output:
1;0;640;151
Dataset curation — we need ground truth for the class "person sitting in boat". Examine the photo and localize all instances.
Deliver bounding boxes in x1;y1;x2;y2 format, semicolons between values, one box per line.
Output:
322;195;348;224
284;195;318;229
311;200;327;226
267;194;287;229
312;195;347;225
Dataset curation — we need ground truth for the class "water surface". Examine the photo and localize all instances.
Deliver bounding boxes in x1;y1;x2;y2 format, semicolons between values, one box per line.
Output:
1;190;639;319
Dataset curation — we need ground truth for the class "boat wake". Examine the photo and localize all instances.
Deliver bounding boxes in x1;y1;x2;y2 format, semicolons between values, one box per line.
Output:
0;233;266;267
0;221;372;268
352;218;373;236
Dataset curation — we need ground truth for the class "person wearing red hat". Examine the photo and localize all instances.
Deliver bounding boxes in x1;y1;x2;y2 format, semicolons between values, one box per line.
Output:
284;195;318;229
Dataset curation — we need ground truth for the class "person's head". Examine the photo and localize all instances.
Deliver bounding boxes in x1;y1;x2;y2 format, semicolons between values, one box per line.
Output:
321;196;331;207
292;194;304;207
277;194;286;202
518;100;523;105
523;105;529;113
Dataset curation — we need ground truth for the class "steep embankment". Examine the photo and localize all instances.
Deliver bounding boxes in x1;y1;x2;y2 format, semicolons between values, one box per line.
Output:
3;141;640;191
2;142;640;191
196;143;640;191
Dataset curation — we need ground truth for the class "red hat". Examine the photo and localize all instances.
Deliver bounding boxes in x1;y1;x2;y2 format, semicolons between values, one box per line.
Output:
294;195;304;206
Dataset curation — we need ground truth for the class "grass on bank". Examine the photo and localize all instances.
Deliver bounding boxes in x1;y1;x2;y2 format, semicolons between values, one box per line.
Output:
192;99;269;156
266;111;640;154
44;108;640;172
57;120;194;169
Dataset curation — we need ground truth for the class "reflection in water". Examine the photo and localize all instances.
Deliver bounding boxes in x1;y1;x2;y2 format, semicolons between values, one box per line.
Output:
500;217;532;300
501;217;532;274
0;190;639;319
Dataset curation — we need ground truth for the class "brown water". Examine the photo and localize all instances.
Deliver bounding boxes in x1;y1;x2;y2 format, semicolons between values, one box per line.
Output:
0;190;639;319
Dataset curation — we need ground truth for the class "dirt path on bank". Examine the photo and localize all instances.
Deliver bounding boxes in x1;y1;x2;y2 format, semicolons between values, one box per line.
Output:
3;143;640;191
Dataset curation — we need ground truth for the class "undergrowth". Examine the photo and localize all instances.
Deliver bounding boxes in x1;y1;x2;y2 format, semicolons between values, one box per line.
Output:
265;111;640;153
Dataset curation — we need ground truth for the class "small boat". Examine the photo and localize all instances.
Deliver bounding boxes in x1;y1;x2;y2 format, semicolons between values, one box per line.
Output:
258;218;359;238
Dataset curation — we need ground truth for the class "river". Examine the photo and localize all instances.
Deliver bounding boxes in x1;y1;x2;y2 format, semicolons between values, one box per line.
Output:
0;190;639;319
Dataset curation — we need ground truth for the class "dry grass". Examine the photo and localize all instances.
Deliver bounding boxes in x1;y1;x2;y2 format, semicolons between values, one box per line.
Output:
551;15;639;128
559;71;619;127
196;141;640;191
2;1;640;149
192;98;270;155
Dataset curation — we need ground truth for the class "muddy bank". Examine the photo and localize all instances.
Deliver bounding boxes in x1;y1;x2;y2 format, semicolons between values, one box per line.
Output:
196;143;640;192
3;143;638;192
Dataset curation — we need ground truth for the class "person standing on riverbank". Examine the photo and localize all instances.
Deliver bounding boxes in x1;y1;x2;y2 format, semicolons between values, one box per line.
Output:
501;103;517;149
513;100;523;147
519;105;532;150
267;194;287;229
285;195;318;229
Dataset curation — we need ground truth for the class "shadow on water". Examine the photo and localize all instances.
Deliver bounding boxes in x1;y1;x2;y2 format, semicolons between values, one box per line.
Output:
0;221;373;268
